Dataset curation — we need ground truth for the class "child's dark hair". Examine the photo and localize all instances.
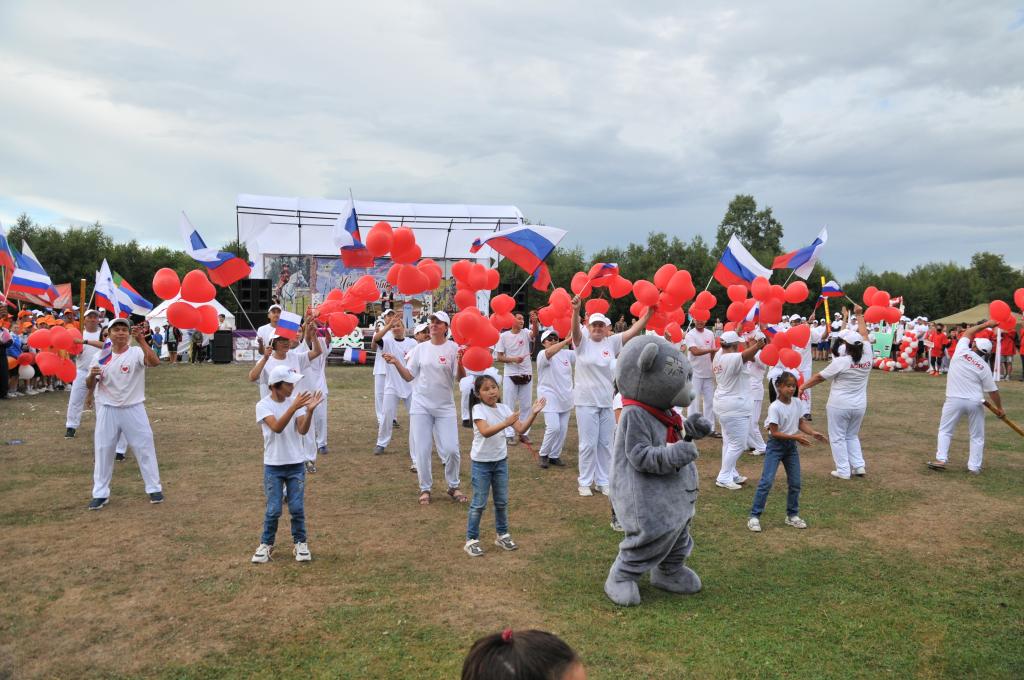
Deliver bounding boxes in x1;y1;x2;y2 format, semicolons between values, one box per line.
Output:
462;629;579;680
774;371;799;389
467;374;500;412
831;339;864;362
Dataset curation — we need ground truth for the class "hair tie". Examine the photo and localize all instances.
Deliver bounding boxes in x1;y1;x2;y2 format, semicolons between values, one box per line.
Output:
501;628;513;643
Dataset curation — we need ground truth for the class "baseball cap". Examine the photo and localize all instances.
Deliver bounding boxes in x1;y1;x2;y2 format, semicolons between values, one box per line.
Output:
588;313;611;326
430;311;451;326
268;365;303;385
382;308;396;317
541;329;559;342
974;338;993;353
789;314;801;321
84;309;99;317
839;329;862;344
414;322;429;335
108;318;131;328
720;330;742;345
268;304;282;312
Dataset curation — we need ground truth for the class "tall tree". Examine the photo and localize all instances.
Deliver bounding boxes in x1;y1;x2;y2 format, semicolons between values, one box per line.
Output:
714;194;784;267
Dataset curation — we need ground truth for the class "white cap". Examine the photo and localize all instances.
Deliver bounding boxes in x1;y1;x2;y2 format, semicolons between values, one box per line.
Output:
921;316;929;322
789;314;801;321
720;330;742;345
839;329;862;344
974;338;993;353
84;309;99;317
414;322;429;335
588;313;611;326
430;310;451;326
267;365;303;385
71;305;79;311
541;329;558;342
747;329;766;341
270;332;291;343
382;308;396;317
268;304;282;312
108;317;131;328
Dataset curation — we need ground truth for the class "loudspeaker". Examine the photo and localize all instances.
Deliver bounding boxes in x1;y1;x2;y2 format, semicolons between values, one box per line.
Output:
237;278;272;311
211;330;234;364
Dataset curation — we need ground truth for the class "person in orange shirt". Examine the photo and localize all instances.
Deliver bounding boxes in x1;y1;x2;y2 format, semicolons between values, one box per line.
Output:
1018;327;1024;382
999;328;1015;379
926;323;948;375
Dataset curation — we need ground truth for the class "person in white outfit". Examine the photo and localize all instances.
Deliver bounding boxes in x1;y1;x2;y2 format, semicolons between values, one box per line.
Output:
570;296;651;497
713;330;765;489
255;304;282;355
926;319;1003;474
801;305;873;480
299;327;331;456
790;315;814;419
745;330;768;456
684;319;719;437
495;311;538;446
85;318;163;510
65;309;102;438
371;309;396;428
536;330;575;469
384;311;468;505
373;316;417;457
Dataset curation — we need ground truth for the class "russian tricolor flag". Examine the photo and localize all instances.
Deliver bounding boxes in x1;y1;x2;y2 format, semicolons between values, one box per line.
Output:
8;241;55;302
274;310;303;340
97;339;114;366
94;260;126;318
470;224;567;291
773;228;828;280
180;212;252;286
116;273;154;314
342;347;368;364
714;235;772;289
0;221;16;273
821;280;844;298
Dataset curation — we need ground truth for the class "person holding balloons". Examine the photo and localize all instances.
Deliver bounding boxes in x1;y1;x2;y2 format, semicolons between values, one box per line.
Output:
712;330;765;490
495;311;539;446
683;318;719;438
745;329;769;456
570;295;652;497
800;305;873;479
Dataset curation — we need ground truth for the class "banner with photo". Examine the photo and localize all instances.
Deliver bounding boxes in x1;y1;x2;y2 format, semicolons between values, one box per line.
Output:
263;254;315;314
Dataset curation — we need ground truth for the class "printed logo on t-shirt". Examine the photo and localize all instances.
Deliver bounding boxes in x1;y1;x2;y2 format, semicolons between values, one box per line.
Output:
120;363;131;374
602;350;610;358
561;358;570;367
438;355;447;364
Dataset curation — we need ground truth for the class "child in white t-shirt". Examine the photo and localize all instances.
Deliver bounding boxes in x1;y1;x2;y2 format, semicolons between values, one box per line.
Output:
747;371;824;533
464;374;545;558
251;365;323;564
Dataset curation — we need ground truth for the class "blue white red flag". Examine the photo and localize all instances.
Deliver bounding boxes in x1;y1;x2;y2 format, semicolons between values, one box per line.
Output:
821;280;844;298
115;273;154;314
274;310;303;340
470;224;567;291
97;339;114;366
0;221;15;273
8;241;55;302
713;235;772;288
94;260;125;319
342;347;368;364
773;228;828;280
332;199;362;250
589;262;619;282
179;212;252;286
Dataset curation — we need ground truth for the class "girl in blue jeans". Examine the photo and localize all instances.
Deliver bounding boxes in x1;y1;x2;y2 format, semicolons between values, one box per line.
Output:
748;372;824;532
464;375;545;557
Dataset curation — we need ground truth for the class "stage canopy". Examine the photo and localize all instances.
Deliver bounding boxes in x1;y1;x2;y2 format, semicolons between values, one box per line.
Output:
236;194;525;278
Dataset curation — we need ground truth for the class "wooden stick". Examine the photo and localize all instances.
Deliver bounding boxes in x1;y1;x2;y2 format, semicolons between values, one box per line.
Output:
984;401;1024;438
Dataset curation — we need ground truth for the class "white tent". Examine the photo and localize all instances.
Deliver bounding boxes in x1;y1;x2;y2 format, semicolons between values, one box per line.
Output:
146;296;236;331
236;194;524;278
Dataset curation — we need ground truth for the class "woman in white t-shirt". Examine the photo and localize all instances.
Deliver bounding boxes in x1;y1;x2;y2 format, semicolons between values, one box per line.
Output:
712;330;765;490
570;295;652;497
536;330;575;469
745;330;768;456
384;311;467;505
372;316;418;458
463;374;545;557
800;306;873;480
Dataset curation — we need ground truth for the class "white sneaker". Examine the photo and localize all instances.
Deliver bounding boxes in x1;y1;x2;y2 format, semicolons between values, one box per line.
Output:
578;486;593;497
853;467;866;476
830;470;851;480
747;517;762;532
596;484;610;496
715;480;743;490
733;475;748;484
464;539;484;557
251;543;273;563
293;542;311;562
785;515;808;529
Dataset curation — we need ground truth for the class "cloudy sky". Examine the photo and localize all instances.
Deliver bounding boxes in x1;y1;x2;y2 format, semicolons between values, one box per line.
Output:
1;1;1022;280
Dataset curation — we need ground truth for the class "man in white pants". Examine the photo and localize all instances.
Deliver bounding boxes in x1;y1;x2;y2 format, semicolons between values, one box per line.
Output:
65;309;102;438
372;309;396;427
495;311;538;446
684;319;719;437
928;320;1003;474
86;318;163;510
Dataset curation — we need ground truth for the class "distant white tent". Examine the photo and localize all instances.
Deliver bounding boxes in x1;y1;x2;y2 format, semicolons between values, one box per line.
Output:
145;296;235;331
236;194;525;278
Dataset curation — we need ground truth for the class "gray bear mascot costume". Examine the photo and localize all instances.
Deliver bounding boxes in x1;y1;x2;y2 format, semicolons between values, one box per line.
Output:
605;335;712;606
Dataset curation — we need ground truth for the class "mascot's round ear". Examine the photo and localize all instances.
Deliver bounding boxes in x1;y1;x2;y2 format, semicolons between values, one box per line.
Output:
638;342;660;372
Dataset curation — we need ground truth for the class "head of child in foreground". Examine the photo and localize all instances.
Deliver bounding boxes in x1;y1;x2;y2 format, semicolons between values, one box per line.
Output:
269;379;296;399
774;371;799;401
472;374;501;408
462;629;585;680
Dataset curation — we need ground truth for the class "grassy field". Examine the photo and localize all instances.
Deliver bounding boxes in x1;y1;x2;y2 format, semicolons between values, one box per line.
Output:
1;361;1022;679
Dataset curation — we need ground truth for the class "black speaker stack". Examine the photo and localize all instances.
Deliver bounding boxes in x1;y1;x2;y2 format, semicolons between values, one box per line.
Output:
235;279;273;329
211;330;234;364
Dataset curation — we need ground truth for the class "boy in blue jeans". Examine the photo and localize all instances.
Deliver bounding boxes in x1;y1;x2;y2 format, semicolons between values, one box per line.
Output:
748;371;825;532
252;365;323;563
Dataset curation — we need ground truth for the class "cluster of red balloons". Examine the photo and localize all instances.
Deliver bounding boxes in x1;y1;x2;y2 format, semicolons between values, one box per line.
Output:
621;265;696;342
536;288;575;339
570;264;633;300
452;260;500;311
748;276;808;325
989;298;1020;333
25;326;82;382
153;268;222;334
756;323;811;369
860;286;902;325
451;309;500;372
315;276;382;336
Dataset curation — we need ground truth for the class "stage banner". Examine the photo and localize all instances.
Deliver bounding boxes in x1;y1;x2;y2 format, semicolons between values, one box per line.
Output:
263;254;315;314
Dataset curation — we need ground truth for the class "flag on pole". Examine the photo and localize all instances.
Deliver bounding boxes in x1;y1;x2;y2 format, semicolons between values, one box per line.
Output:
820;280;844;298
8;241;55;303
772;228;828;280
0;221;15;273
713;235;773;288
114;272;154;314
588;262;620;283
94;259;124;319
97;338;114;366
179;212;252;286
341;347;368;364
274;310;303;340
333;200;375;268
470;224;567;291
